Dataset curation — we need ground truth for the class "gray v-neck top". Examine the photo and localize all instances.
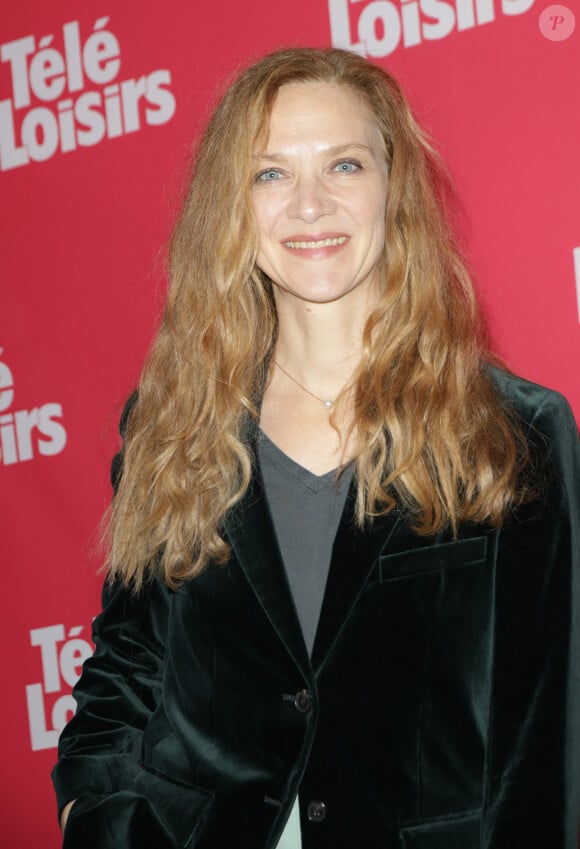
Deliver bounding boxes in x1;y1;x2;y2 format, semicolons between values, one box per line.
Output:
257;430;353;656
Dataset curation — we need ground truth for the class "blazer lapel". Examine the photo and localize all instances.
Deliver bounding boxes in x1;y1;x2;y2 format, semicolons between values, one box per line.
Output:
225;443;423;683
311;485;420;674
224;464;312;683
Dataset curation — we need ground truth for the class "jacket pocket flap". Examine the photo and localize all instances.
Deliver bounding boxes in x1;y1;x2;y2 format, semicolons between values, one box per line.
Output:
133;767;214;846
62;780;212;849
399;810;480;847
378;536;488;582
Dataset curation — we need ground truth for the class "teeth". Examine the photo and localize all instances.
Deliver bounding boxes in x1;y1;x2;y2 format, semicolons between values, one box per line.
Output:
284;236;348;249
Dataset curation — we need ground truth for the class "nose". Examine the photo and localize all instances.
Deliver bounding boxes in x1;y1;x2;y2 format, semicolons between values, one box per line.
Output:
287;174;335;223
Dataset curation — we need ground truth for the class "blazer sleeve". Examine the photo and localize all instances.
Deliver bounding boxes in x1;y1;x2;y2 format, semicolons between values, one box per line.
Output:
482;388;580;848
51;393;171;818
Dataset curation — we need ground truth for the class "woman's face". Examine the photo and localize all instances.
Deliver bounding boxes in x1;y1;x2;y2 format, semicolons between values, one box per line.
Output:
251;81;389;309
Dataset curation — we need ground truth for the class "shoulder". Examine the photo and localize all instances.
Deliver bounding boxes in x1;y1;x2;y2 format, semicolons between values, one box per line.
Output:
490;367;579;513
489;365;578;440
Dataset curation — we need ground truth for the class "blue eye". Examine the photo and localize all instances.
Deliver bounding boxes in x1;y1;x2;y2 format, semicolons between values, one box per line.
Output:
256;168;282;182
334;160;360;173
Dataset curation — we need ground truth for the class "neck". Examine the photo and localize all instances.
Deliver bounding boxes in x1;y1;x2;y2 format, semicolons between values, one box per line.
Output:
273;293;372;399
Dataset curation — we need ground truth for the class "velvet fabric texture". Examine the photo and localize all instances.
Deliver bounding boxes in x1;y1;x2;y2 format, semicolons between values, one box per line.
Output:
52;370;580;848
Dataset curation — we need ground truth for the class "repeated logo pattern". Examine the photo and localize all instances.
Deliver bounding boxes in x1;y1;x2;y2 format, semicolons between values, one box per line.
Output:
0;350;66;465
26;623;93;750
328;0;536;56
0;15;176;170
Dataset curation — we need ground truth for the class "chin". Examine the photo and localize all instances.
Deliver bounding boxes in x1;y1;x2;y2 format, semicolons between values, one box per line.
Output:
275;279;360;304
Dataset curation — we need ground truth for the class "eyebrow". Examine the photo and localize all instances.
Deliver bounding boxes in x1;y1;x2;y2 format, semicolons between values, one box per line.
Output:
255;143;372;161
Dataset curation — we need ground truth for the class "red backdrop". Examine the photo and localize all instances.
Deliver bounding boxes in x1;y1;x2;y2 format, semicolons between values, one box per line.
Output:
1;1;578;845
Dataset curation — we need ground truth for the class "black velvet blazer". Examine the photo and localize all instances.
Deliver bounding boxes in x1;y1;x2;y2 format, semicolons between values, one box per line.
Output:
53;370;580;849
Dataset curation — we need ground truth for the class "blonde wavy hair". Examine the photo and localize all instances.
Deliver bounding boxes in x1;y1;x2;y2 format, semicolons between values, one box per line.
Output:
107;47;531;589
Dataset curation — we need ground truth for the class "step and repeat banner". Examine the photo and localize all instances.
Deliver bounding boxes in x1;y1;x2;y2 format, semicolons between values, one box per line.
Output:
1;0;578;845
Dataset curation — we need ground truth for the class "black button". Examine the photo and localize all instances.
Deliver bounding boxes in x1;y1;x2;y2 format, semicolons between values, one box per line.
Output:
294;689;312;713
306;800;326;822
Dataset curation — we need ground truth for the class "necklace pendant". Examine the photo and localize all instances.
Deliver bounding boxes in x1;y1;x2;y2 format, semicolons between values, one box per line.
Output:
274;361;336;409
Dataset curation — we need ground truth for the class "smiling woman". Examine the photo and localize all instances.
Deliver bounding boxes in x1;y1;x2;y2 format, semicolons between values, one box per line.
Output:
253;81;391;475
52;48;580;849
252;82;389;315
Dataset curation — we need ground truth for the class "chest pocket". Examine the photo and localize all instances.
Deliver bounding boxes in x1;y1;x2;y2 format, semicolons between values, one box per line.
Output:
376;535;488;582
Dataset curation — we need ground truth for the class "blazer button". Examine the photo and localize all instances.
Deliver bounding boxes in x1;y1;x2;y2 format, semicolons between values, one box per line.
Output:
306;800;326;822
294;689;312;713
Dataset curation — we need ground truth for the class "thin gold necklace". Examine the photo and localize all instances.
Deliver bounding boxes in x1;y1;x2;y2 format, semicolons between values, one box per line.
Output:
274;361;335;408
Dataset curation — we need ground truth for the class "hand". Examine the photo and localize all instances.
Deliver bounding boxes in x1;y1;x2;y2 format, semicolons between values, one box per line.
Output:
60;800;76;833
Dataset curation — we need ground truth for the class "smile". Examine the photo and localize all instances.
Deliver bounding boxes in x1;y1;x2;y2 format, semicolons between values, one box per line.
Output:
283;236;348;249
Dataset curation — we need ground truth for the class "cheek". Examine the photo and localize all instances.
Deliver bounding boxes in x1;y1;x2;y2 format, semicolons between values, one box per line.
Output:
253;194;281;238
369;173;388;221
371;193;387;240
254;209;277;270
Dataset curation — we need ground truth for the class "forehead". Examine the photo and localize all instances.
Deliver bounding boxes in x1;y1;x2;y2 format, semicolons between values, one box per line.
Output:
262;81;382;149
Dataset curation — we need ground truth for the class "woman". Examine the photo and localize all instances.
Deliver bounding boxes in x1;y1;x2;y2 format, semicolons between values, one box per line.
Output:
53;47;580;848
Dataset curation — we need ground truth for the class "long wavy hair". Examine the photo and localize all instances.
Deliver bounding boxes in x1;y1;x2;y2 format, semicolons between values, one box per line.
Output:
107;47;531;589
